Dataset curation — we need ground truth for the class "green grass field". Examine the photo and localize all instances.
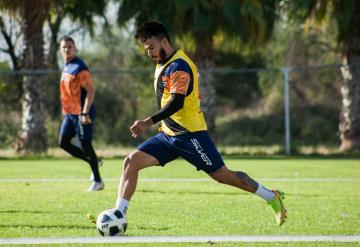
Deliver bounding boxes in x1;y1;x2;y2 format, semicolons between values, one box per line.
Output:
0;157;359;246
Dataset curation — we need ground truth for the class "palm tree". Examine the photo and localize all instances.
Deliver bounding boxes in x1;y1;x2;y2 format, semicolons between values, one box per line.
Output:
285;0;360;151
116;0;277;137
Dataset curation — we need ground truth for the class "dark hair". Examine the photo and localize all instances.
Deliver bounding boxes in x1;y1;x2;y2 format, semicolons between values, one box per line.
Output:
135;21;170;43
59;35;75;45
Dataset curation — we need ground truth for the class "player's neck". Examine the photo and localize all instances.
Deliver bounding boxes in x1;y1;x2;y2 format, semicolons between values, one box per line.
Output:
162;49;176;64
166;47;175;57
65;55;76;63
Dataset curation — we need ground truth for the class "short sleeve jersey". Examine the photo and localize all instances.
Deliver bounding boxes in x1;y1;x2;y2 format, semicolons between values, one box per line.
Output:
153;50;207;135
60;57;95;116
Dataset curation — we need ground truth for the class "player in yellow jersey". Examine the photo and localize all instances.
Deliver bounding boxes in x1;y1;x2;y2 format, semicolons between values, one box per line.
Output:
113;21;286;226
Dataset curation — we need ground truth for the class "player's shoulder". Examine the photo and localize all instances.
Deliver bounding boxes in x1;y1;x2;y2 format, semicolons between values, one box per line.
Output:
74;57;89;69
64;57;89;75
166;58;191;75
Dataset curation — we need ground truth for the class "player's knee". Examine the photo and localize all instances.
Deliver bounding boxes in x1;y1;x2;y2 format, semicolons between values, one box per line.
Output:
122;156;130;171
122;154;140;175
210;167;227;184
212;174;226;184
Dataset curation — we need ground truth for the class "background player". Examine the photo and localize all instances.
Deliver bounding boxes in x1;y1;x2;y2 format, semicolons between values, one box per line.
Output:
59;36;104;191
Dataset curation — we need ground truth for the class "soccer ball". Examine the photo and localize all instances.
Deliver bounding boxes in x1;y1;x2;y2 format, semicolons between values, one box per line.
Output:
96;208;127;236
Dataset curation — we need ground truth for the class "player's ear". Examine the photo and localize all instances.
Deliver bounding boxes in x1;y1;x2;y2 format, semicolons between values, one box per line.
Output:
161;38;169;48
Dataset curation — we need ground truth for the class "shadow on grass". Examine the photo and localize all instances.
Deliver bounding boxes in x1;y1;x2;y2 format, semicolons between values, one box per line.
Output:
138;190;332;198
0;210;81;214
138;189;240;196
132;226;170;232
0;224;93;230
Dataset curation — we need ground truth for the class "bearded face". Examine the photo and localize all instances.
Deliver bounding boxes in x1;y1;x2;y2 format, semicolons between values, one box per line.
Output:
144;37;168;64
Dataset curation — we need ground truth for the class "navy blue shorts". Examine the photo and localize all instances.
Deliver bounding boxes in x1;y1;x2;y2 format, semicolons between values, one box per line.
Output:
59;114;94;140
138;131;225;173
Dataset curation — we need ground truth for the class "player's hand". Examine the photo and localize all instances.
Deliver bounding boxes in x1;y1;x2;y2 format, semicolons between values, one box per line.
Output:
81;115;92;125
130;118;153;138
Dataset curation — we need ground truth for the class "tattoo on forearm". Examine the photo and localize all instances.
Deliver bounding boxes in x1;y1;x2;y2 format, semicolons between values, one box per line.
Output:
236;171;259;190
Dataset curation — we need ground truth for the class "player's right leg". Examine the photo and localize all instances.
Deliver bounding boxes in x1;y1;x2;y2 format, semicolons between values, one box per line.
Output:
59;115;88;162
119;150;159;199
116;133;178;217
115;150;159;216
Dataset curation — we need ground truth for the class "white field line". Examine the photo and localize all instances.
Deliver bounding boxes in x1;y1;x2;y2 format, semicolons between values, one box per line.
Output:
0;177;360;183
0;235;360;245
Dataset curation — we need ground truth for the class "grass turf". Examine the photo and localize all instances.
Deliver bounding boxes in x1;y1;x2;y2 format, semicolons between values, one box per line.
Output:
0;158;359;246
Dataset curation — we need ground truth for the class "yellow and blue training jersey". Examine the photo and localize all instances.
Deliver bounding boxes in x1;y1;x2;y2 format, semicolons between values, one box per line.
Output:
153;50;207;136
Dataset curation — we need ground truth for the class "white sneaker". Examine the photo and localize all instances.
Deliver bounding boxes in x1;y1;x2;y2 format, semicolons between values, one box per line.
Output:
89;158;103;181
87;181;104;191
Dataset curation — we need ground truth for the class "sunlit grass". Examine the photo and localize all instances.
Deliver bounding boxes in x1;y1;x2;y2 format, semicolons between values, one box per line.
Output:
0;158;359;246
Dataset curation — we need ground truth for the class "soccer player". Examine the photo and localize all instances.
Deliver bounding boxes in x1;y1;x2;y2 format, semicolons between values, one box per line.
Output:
58;36;104;191
115;21;286;225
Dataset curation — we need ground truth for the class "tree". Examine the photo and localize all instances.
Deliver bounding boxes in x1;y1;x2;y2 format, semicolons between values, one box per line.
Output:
116;0;278;137
284;0;360;151
0;16;20;71
0;15;23;103
0;0;108;153
47;0;108;69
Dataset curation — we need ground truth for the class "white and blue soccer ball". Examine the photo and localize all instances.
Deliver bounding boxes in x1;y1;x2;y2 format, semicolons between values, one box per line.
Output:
96;208;127;236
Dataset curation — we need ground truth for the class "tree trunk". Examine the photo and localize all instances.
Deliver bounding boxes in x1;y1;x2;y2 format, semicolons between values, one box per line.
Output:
193;34;217;139
46;6;63;119
15;0;50;154
339;1;360;151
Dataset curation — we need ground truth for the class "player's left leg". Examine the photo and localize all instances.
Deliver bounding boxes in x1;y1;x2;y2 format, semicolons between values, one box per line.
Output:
79;138;100;182
209;163;287;226
176;131;286;226
78;120;103;191
209;166;259;192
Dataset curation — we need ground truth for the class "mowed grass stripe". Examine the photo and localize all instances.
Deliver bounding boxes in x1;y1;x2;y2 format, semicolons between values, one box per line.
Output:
1;235;360;245
0;178;360;182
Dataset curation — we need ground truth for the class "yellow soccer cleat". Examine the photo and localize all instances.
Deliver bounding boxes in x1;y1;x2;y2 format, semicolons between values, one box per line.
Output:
86;213;96;224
